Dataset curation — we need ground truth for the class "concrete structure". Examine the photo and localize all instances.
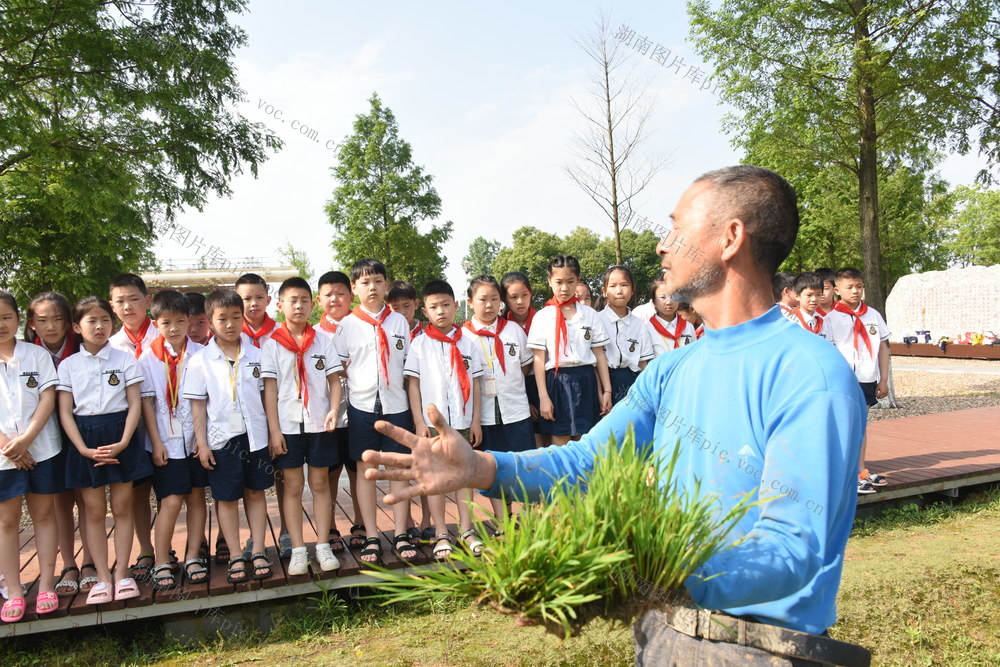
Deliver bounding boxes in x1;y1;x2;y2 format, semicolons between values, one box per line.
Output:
886;264;1000;342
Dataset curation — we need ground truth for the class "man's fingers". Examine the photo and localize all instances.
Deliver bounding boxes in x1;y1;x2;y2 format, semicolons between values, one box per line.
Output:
426;403;452;436
382;485;425;505
367;467;414;482
373;421;418;450
362;450;414;469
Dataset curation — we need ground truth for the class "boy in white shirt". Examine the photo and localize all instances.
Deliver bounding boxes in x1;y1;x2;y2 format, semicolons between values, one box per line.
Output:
790;272;826;337
773;272;799;322
183;289;273;584
138;290;207;590
261;277;344;575
824;267;891;495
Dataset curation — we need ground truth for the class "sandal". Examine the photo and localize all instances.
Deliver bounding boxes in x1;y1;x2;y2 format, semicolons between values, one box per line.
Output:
250;552;272;580
278;532;292;560
433;534;454;561
329;529;346;553
420;526;436;545
215;535;230;564
130;552;155;582
461;529;484;557
151;564;176;592
36;590;59;615
359;536;382;565
55;566;80;597
867;472;889;487
1;597;25;623
79;563;99;592
85;581;112;605
198;539;210;562
183;558;209;584
393;533;419;562
114;577;140;601
348;524;366;549
226;556;248;584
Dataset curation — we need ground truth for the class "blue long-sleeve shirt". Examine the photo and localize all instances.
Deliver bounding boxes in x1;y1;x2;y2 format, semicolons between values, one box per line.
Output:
484;306;865;634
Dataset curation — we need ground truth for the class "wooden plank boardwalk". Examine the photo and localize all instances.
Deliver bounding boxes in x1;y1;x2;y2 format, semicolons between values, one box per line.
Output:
4;405;999;636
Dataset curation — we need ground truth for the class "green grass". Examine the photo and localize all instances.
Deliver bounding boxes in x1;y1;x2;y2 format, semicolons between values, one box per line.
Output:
3;487;1000;666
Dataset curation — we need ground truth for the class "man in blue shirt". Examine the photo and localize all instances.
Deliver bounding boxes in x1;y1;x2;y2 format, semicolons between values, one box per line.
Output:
364;166;870;666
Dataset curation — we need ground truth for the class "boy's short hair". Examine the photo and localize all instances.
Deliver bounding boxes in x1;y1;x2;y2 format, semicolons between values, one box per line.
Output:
421;280;454;300
234;273;268;289
814;267;836;286
318;271;351;291
793;272;823;295
185;292;207;316
150;290;191;320
772;272;796;301
205;288;244;318
109;273;148;296
835;267;863;282
350;258;387;283
676;301;692;313
387;280;417;302
278;276;312;299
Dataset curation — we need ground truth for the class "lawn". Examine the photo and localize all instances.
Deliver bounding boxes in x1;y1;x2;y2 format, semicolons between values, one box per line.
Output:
4;488;999;666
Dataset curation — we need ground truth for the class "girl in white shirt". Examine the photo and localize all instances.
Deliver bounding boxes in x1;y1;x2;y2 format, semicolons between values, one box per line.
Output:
599;266;654;405
57;297;150;605
645;275;697;357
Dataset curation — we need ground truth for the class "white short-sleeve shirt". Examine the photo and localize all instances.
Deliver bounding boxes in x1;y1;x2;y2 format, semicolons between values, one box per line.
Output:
109;319;160;359
316;319;349;428
461;318;533;426
403;327;484;430
139;339;205;458
645;314;697;357
180;339;268;452
57;344;144;416
0;340;62;470
600;308;655;372
260;329;344;434
336;306;410;414
823;305;891;383
527;303;610;371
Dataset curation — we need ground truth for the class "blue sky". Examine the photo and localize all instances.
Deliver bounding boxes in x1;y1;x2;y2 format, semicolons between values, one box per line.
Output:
157;1;989;290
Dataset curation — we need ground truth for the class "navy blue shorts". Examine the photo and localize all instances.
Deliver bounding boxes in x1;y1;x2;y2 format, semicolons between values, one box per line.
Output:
207;434;275;502
538;366;600;437
0;450;66;501
152;456;209;500
859;381;878;407
332;427;355;472
275;430;340;469
525;374;542;434
65;412;154;489
481;417;535;454
347;404;413;461
609;367;640;406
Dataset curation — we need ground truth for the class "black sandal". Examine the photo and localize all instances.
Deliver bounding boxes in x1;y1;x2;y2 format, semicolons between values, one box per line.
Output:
393;533;418;562
215;536;230;564
151;564;176;591
226;556;249;584
329;529;346;553
359;536;382;565
183;558;209;584
420;526;436;545
250;552;272;580
131;552;155;581
348;524;366;549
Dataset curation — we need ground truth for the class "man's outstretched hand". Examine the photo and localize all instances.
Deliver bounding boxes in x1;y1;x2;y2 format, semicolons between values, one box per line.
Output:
363;403;497;504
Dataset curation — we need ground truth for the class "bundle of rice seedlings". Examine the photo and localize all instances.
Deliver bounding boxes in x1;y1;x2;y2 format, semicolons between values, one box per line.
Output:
365;428;756;637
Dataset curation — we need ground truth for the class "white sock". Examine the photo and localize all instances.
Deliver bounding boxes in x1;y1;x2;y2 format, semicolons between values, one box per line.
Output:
292;546;307;556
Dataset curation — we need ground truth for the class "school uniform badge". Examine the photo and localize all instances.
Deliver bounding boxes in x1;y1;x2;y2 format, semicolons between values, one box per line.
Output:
395;338;404;350
315;357;325;371
252;366;261;378
508;344;517;356
463;358;470;369
628;340;637;353
25;375;38;389
583;327;592;341
108;372;120;386
868;324;877;335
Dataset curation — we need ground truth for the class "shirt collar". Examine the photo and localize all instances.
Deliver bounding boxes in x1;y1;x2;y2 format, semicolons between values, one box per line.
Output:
209;337;244;360
79;342;112;360
603;307;631;323
471;316;498;332
702;305;786;353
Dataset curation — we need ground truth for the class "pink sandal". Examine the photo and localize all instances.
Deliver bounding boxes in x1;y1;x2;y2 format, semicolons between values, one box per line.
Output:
35;590;59;615
114;577;140;601
1;597;25;623
85;581;113;605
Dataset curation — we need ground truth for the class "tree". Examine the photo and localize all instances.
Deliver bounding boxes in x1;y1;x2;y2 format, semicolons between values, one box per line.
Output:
491;227;563;306
565;12;667;264
0;0;281;304
462;237;501;280
689;0;1000;315
278;240;314;281
326;93;453;289
944;185;1000;266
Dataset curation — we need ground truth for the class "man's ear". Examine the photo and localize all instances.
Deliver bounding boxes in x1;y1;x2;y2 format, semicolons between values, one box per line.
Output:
718;217;746;263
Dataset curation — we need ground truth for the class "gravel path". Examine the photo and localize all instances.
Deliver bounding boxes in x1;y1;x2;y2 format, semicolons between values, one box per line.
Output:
870;357;1000;421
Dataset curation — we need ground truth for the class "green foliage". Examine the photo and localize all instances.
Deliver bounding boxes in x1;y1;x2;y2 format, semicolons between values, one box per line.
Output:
491;226;563;304
326;93;453;290
365;431;755;638
461;236;501;281
943;186;1000;266
0;0;281;305
275;240;323;324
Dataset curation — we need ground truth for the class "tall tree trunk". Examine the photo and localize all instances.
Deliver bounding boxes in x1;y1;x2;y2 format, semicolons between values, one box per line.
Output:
603;48;623;265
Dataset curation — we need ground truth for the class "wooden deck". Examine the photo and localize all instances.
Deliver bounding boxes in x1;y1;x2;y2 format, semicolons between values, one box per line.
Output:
5;405;1000;637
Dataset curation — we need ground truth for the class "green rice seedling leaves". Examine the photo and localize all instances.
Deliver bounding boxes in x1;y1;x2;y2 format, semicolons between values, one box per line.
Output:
364;427;756;637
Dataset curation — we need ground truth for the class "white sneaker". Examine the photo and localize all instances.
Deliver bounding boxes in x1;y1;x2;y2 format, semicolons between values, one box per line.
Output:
315;543;340;572
288;547;310;576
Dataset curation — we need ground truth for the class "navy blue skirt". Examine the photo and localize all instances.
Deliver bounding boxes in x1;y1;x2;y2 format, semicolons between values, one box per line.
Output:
609;367;640;406
525;373;542;434
539;365;600;437
66;411;154;489
482;417;535;454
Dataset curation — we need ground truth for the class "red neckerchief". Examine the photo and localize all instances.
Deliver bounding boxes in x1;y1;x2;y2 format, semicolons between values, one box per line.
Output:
695;325;704;340
123;318;152;359
506;307;535;335
351;306;392;387
833;302;872;356
410;320;423;341
423;325;471;412
35;329;77;363
649;315;685;349
270;322;317;411
150;335;186;421
242;314;276;348
543;297;579;372
464;318;507;375
816;307;828;317
794;309;824;334
779;303;795;318
319;314;338;335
